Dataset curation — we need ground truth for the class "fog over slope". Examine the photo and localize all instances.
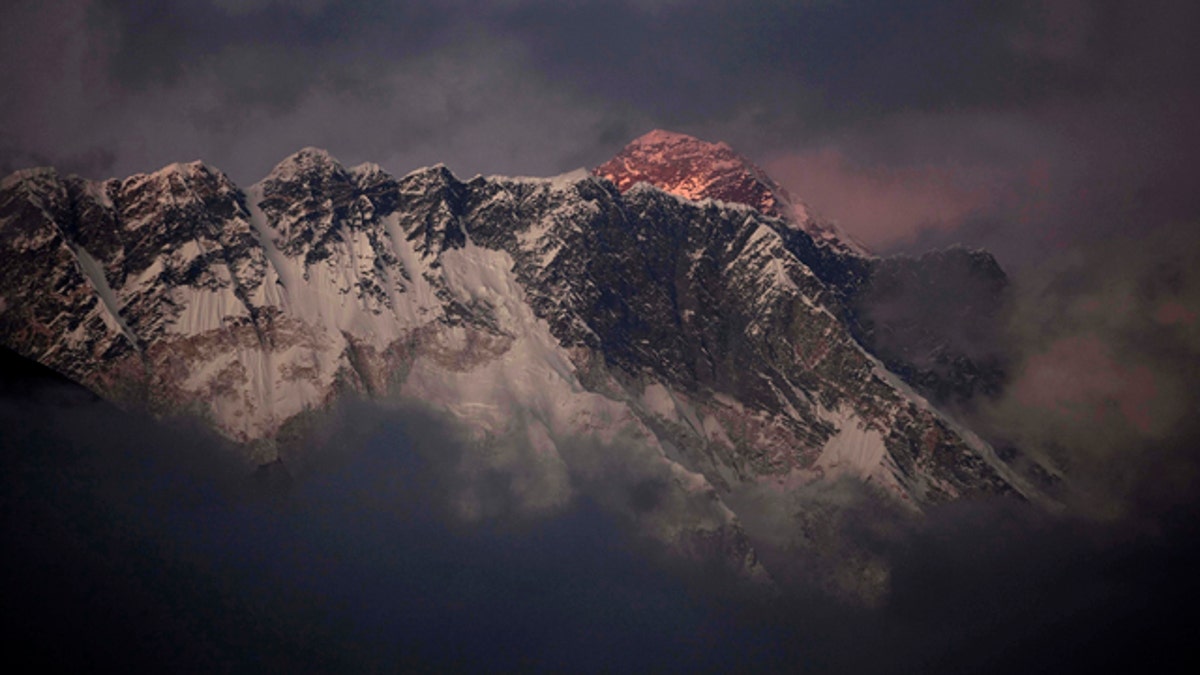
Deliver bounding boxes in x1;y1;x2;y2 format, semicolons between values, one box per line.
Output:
5;347;1198;673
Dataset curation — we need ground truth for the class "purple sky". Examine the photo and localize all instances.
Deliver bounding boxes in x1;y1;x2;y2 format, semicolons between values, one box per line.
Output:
3;1;1197;263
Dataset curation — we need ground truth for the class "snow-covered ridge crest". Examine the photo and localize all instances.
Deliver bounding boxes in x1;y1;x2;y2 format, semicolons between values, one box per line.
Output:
485;167;592;188
122;159;223;185
262;146;344;184
1;166;61;191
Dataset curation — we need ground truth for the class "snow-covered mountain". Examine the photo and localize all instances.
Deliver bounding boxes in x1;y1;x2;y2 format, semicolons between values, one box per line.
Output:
595;130;1010;408
594;129;868;255
0;136;1040;587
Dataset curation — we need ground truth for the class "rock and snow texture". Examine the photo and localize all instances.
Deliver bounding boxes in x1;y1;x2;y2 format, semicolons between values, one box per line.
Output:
594;129;868;255
0;140;1034;581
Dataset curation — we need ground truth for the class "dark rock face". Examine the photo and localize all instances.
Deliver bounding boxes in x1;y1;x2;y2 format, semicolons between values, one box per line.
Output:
462;179;1022;502
0;139;1040;586
592;130;1014;412
850;248;1012;407
0;169;137;396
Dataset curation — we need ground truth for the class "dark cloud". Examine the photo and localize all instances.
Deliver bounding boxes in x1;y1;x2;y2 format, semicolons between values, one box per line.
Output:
0;358;759;671
3;0;1194;219
2;0;1196;271
0;0;648;182
6;354;1200;672
498;1;1029;126
967;226;1200;518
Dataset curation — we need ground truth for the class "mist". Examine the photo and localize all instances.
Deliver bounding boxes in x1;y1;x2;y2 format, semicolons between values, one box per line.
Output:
965;225;1200;520
4;349;1199;673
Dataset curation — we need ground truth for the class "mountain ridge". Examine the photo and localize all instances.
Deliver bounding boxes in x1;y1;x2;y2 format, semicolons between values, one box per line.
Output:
0;135;1042;589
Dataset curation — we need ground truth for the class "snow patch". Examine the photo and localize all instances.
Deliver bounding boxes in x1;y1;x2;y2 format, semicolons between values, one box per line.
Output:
350;162;383;177
641;382;679;422
489;167;590;189
84;179;114;209
69;243;138;347
815;405;888;480
167;285;250;335
702;414;733;447
397;242;735;533
245;186;303;298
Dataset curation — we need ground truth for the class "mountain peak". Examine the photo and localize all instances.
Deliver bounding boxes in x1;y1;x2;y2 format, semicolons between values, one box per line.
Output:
627;128;725;150
0;166;60;191
145;160;220;182
350;161;385;177
595;130;868;255
0;144;1037;594
595;129;791;215
399;162;460;189
263;147;344;183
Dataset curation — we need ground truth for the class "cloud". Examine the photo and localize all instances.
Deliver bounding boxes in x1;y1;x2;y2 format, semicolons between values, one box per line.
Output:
0;0;649;182
0;373;762;670
1008;0;1096;65
765;110;1047;256
208;0;334;16
7;361;1200;673
758;105;1064;252
765;145;1005;249
964;225;1200;518
1010;335;1162;435
757;85;1200;272
2;0;1197;265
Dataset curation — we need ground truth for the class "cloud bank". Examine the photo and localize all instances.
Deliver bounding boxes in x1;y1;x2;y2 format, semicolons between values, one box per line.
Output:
4;349;1200;672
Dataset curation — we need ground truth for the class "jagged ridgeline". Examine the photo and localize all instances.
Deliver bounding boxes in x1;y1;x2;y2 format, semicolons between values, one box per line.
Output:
0;134;1041;584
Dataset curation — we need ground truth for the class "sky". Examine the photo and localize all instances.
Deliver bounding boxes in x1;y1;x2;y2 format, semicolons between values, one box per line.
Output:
2;0;1198;261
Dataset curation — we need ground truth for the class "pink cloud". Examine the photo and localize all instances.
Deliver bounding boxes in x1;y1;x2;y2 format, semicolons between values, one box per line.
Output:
1007;0;1096;66
1011;335;1162;435
764;147;1003;248
1154;301;1198;326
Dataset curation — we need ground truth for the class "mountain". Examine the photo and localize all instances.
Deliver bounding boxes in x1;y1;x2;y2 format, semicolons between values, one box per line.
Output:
594;129;868;255
0;136;1042;589
596;130;1012;409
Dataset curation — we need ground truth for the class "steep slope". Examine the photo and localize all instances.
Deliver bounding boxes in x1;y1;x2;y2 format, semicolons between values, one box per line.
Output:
594;129;1013;409
0;147;1041;586
458;176;1028;505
